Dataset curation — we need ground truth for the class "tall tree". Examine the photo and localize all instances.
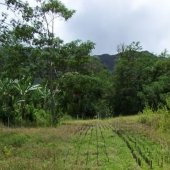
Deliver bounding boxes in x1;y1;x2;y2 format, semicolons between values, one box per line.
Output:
0;0;75;123
112;42;157;115
58;72;104;118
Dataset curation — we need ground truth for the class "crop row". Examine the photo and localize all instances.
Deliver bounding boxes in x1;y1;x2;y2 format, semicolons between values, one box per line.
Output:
62;121;170;169
115;129;170;169
63;125;91;169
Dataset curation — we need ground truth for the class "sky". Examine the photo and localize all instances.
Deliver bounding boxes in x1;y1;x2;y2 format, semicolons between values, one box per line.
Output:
1;0;170;55
53;0;170;55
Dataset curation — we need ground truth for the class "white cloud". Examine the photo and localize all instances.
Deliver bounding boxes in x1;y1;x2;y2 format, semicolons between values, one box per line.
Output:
2;0;170;54
130;0;148;11
54;0;170;54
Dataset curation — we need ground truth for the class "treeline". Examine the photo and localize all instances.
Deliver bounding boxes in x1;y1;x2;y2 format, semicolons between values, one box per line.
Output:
112;43;170;115
0;0;170;126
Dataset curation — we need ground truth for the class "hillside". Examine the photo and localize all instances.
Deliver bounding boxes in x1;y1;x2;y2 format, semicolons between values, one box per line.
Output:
97;54;118;71
96;51;156;71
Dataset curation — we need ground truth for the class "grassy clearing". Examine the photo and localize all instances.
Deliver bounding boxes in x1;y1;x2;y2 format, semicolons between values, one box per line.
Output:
0;116;169;170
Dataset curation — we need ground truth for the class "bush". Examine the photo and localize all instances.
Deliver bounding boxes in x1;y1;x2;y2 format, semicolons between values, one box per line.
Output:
34;109;51;126
139;106;170;132
138;107;154;125
158;108;170;132
59;114;73;124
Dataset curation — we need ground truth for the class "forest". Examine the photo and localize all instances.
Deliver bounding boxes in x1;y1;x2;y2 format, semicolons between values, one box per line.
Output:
0;0;170;127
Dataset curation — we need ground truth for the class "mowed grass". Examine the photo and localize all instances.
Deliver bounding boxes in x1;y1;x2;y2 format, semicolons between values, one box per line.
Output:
0;116;170;170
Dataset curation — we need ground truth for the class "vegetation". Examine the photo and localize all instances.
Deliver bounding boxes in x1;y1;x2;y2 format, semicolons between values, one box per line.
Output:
0;117;169;170
0;0;170;126
112;42;170;115
0;1;169;169
139;96;170;132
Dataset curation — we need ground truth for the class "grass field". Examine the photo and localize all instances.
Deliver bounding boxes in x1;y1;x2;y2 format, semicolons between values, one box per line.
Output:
0;116;170;170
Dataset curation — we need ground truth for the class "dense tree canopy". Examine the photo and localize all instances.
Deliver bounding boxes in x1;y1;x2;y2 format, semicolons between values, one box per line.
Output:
112;42;170;115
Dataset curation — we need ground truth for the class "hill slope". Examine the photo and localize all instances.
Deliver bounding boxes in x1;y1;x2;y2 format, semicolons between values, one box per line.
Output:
96;51;156;71
97;54;118;71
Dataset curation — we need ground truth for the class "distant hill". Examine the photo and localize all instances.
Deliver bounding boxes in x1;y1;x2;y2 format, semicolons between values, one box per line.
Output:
96;51;156;71
96;54;118;71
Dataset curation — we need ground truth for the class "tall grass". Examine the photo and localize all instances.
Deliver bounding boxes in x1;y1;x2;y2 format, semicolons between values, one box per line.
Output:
139;106;170;132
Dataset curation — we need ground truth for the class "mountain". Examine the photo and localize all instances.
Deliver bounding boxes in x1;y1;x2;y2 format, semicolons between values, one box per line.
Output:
96;51;156;71
96;54;118;71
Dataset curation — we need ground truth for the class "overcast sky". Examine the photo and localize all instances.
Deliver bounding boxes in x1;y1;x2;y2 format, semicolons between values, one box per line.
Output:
53;0;170;55
2;0;170;55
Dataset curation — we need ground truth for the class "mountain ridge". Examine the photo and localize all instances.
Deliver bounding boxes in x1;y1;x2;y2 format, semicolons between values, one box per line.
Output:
96;51;155;71
96;53;118;71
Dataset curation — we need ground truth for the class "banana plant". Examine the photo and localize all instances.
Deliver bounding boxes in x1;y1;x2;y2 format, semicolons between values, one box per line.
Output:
13;77;41;120
37;83;51;110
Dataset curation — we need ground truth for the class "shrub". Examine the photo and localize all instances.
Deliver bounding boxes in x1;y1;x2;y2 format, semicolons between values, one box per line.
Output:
34;109;51;126
59;114;73;124
138;107;154;126
139;106;170;132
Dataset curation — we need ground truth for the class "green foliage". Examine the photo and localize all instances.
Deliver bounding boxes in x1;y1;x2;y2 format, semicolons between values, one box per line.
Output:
0;0;170;125
2;145;13;158
139;103;170;132
112;42;170;116
166;95;170;108
112;42;157;115
41;0;75;20
58;72;104;118
138;107;155;125
59;114;73;124
0;0;77;125
33;109;51;126
0;78;15;123
140;58;170;110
